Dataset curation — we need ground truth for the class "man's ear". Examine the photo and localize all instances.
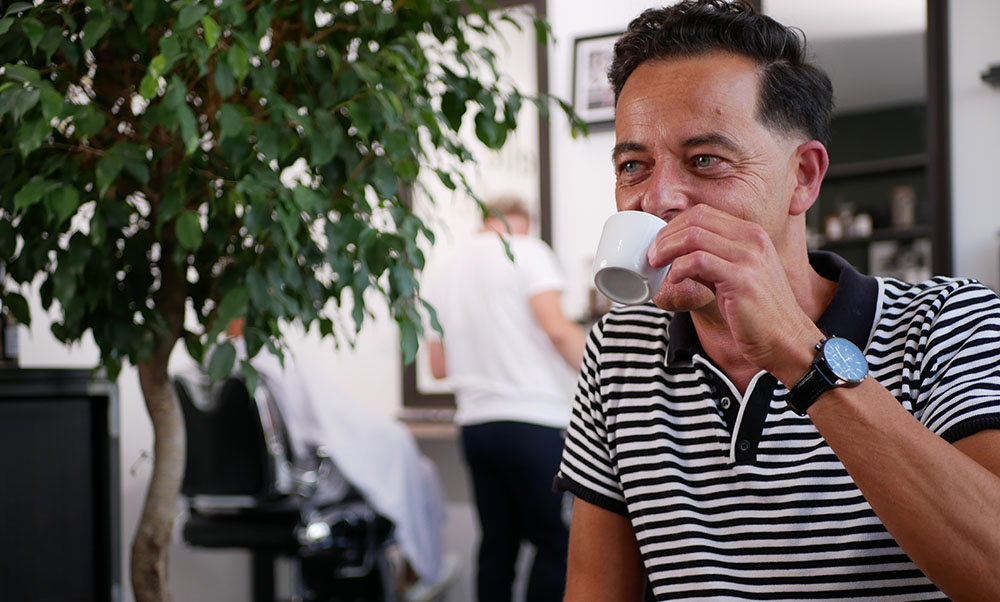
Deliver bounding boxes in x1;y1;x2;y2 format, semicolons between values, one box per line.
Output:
788;140;829;216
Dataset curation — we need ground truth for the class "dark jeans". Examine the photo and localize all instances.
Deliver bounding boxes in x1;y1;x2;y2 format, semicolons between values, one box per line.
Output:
461;421;570;602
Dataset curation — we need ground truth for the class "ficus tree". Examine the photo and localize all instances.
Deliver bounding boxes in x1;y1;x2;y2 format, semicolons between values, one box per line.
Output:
0;0;581;599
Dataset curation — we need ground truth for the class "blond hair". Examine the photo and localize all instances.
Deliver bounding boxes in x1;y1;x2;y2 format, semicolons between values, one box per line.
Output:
484;195;531;221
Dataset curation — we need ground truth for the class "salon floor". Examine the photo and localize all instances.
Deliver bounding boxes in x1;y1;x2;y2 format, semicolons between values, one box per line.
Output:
417;435;536;602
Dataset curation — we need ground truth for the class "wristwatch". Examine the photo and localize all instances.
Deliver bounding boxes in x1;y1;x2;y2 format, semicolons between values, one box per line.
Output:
786;336;868;415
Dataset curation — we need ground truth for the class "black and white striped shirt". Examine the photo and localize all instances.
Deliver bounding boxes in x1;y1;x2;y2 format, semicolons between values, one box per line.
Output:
556;252;1000;600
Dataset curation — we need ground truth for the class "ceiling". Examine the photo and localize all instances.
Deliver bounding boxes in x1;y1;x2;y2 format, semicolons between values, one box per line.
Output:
762;0;927;113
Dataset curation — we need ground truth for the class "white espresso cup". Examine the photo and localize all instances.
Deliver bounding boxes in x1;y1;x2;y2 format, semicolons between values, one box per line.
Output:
592;210;670;305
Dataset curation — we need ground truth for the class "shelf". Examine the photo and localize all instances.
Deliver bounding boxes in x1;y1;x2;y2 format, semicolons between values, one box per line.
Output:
818;226;930;250
824;154;928;180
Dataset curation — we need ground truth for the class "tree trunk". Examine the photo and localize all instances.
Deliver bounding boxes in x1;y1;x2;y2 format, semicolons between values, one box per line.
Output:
131;352;185;602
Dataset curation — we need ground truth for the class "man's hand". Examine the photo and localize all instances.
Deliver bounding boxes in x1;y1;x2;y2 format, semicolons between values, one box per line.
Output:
648;203;823;382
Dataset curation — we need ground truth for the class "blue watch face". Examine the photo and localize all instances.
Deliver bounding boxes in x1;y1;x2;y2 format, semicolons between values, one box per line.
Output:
822;337;868;383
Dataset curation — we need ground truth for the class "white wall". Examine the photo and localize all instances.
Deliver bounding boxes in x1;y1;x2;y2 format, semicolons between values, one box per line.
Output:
948;0;1000;290
546;0;655;319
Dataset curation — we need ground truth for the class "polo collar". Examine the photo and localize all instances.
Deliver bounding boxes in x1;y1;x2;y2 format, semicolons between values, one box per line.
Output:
666;251;879;365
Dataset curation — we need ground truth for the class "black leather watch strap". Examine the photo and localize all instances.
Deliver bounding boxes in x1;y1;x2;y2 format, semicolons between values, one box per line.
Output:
786;360;832;415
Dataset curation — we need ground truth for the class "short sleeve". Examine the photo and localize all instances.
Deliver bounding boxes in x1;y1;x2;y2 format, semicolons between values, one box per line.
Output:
912;282;1000;442
512;236;565;296
554;318;629;515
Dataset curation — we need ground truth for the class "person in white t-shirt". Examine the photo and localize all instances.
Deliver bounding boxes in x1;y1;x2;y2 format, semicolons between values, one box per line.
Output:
423;196;586;602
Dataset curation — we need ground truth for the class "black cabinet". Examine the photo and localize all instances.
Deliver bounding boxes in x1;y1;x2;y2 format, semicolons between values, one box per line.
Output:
0;368;121;602
810;104;934;280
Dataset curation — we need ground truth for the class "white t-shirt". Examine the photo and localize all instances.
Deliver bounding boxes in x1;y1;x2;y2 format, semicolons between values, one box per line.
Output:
424;232;576;428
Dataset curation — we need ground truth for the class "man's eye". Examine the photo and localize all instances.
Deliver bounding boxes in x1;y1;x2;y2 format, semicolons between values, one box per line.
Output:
620;160;640;174
693;155;719;168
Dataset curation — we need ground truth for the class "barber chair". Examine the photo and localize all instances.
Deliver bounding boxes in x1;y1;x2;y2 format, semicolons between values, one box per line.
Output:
174;374;397;602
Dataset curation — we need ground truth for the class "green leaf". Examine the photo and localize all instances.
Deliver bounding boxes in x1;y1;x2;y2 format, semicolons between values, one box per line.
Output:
0;87;19;121
2;292;30;326
39;26;64;61
434;169;456;191
239;360;258;395
4;64;41;85
226;44;249;82
47;186;79;224
217;103;246;140
475;109;507;149
117;144;150;185
201;15;220;48
95;154;123;198
10;88;40;124
179;106;199;155
148;54;167;79
20;18;43;54
58;38;80;71
255;122;279;162
165;78;199;154
399;319;418;364
184;336;205;365
159;188;184;226
134;0;156;30
139;74;159;99
372;160;397;198
159;36;182;68
213;61;235;98
389;264;415;298
16;116;50;157
80;11;112;51
531;15;551;45
214;285;249;331
292;186;322;212
346;101;372;140
177;5;209;30
39;87;63;120
440;90;466;131
73;104;106;138
206;340;236;383
13;180;48;213
4;3;33;17
0;18;13;37
421;298;443;335
310;113;342;165
175;210;203;250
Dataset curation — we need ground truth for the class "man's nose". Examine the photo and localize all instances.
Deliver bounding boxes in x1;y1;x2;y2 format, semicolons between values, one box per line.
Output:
639;162;689;217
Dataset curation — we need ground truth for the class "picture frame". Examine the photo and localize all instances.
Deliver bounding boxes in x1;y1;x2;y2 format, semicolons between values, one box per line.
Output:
571;32;621;126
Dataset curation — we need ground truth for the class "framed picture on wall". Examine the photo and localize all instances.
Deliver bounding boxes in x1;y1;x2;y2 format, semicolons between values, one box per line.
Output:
571;32;621;126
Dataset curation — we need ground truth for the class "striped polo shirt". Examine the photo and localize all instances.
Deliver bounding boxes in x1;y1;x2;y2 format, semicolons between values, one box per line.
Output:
556;252;1000;600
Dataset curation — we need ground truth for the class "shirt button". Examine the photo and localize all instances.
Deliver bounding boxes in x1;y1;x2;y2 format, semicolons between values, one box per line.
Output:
737;439;751;453
720;396;731;410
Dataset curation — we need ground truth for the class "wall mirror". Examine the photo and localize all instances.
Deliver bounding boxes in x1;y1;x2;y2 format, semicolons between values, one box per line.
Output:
763;0;951;280
402;0;952;414
402;0;550;415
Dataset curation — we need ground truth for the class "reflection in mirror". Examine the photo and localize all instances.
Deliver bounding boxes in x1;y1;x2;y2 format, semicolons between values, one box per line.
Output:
764;0;935;280
405;4;544;414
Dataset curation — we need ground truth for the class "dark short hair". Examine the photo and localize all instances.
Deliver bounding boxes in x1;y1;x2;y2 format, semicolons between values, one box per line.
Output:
609;0;834;144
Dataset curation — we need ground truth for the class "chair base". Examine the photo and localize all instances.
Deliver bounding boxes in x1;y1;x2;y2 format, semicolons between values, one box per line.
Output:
182;504;397;602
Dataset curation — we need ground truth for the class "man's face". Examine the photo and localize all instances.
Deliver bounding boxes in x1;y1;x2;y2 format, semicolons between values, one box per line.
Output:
613;51;804;311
